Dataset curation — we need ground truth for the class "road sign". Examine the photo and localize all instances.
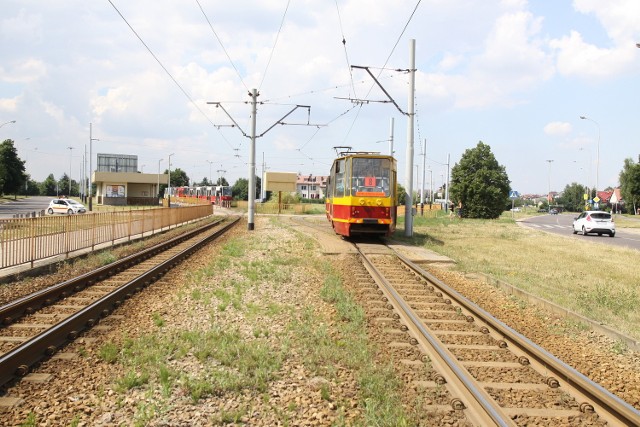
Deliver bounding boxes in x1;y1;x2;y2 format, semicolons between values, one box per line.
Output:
593;196;600;203
509;190;519;199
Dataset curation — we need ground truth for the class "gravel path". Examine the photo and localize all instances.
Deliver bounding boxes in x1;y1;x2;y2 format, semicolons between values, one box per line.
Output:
1;215;639;426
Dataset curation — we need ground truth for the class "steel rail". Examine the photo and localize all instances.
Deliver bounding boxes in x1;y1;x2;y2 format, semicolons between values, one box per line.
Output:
390;248;640;426
0;216;240;388
356;245;515;427
0;218;227;326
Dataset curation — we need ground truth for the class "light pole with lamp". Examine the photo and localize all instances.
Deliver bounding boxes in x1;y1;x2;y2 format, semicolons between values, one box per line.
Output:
89;123;99;211
0;120;16;128
168;153;175;207
579;116;600;197
207;160;213;185
546;159;554;209
67;147;74;196
157;158;163;204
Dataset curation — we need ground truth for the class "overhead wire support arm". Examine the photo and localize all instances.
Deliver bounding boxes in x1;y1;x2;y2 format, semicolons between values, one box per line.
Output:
351;65;409;116
257;104;311;137
206;102;248;136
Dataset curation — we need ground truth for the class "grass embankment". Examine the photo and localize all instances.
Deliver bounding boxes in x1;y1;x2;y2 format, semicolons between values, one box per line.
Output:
396;213;640;340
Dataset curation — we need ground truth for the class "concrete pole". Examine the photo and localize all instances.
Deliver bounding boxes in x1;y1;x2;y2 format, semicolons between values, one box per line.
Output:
404;39;416;237
421;139;426;205
444;153;450;212
388;117;394;157
248;88;258;230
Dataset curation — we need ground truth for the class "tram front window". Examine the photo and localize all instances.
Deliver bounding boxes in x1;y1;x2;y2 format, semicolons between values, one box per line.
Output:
351;158;391;196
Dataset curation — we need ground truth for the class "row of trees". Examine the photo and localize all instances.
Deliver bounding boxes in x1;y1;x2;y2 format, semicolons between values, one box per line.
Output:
1;139;263;201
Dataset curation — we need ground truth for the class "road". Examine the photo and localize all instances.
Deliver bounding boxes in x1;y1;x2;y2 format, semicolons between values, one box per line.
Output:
519;213;640;251
0;196;53;219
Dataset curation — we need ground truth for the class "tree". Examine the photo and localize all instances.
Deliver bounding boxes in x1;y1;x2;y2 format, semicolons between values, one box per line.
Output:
619;158;640;215
216;177;229;186
40;174;58;196
449;141;510;219
233;178;249;201
231;176;261;201
164;168;190;188
556;182;586;212
0;139;27;198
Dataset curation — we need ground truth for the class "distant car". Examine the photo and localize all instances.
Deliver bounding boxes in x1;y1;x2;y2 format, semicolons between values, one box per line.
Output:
572;211;615;237
47;199;87;215
549;209;558;215
510;207;521;212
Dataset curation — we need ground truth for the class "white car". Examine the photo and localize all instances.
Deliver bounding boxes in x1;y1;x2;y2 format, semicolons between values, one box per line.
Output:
572;211;615;237
47;199;87;215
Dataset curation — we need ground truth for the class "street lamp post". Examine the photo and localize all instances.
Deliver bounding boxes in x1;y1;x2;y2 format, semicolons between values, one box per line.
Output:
207;160;213;184
67;147;74;196
579;116;600;196
89;123;99;211
546;159;554;208
157;158;163;203
0;120;16;128
168;153;175;207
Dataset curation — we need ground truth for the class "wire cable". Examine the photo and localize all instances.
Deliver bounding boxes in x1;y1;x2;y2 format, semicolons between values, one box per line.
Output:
258;0;291;91
195;0;249;93
334;0;357;98
106;0;237;150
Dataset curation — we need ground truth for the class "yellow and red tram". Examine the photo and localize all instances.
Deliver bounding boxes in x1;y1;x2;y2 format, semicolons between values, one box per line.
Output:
326;152;397;237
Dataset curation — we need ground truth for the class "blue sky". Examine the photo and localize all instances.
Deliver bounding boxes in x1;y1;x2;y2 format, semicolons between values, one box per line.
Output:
1;0;639;195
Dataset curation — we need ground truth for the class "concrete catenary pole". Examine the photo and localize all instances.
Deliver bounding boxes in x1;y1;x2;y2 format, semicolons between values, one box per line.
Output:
248;88;258;231
404;39;416;237
388;117;394;157
421;139;426;205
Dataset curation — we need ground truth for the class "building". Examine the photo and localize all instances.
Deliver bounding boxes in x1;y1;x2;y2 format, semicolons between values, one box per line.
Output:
296;174;328;200
92;153;168;206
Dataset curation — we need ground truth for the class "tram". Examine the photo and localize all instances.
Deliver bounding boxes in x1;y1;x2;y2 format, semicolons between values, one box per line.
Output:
325;152;397;237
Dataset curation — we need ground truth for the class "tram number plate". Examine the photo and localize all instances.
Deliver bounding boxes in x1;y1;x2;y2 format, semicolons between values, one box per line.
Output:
364;177;376;186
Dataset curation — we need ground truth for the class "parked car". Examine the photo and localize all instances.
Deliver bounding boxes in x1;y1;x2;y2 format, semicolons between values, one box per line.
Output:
47;198;87;215
510;207;521;212
572;211;615;237
549;209;558;215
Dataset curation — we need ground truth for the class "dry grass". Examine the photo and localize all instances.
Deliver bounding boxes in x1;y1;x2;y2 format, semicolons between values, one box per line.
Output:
396;215;640;340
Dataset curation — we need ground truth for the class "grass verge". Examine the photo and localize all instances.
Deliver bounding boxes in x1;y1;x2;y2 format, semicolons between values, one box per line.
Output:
395;214;640;340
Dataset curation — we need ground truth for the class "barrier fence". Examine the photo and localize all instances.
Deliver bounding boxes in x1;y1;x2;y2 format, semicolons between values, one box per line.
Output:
0;205;213;271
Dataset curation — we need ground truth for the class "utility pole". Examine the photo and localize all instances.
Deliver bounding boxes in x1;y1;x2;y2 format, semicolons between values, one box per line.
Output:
207;92;311;231
67;146;73;196
405;39;416;237
421;139;426;206
388;118;394;156
89;123;99;211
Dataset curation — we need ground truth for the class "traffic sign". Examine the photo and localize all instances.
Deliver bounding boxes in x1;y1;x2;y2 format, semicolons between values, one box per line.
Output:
509;190;519;199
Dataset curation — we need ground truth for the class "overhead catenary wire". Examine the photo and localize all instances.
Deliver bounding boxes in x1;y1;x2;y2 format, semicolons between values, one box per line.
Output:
195;0;249;93
106;0;237;151
258;0;291;91
334;0;357;98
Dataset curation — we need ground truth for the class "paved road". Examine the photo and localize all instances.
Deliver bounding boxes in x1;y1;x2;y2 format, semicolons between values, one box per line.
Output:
0;196;53;219
519;213;640;251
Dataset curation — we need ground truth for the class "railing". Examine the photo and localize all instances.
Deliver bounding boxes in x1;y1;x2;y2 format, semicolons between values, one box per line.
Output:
0;205;213;271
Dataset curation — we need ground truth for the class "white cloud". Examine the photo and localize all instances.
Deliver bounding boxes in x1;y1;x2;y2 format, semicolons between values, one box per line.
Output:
549;0;640;79
544;121;572;136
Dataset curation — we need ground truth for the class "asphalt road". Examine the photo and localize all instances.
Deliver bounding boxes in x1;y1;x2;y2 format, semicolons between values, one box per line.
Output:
519;213;640;251
0;196;55;219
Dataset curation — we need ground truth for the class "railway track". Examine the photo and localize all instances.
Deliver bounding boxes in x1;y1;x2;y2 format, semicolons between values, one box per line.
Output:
0;215;241;389
287;215;640;425
355;243;640;426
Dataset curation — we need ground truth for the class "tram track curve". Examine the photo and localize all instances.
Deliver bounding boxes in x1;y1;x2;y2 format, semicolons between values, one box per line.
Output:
0;215;241;389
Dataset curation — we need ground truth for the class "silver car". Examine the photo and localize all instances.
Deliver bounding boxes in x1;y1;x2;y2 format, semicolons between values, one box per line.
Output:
572;211;615;237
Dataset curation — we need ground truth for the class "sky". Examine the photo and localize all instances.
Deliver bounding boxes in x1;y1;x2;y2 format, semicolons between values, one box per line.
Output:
1;0;639;196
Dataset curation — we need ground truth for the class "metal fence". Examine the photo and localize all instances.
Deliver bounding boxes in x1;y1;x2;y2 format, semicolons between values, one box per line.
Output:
0;205;213;270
